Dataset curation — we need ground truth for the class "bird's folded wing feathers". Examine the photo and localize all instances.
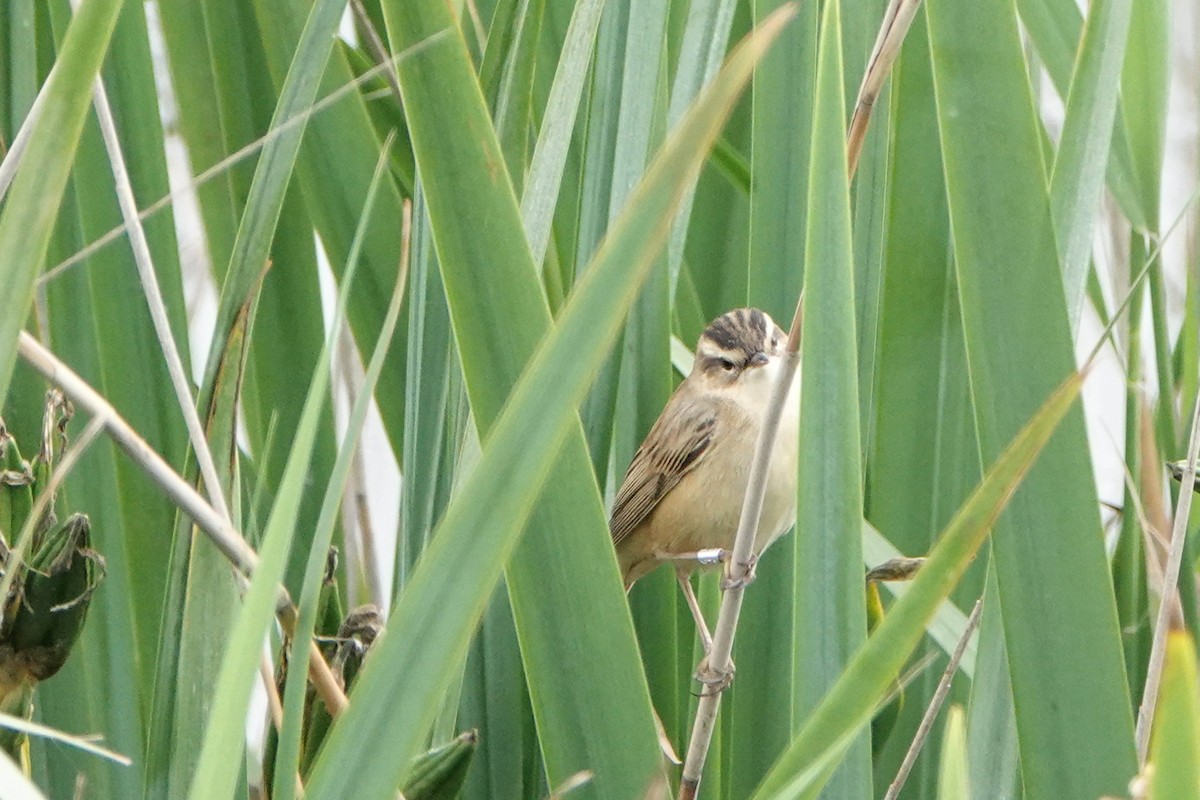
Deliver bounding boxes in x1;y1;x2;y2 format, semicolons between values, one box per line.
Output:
609;398;718;546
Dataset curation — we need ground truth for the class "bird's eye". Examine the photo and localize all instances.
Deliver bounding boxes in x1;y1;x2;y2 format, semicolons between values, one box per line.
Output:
719;358;736;371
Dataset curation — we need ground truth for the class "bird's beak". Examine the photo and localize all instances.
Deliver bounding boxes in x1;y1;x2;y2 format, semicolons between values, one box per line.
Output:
748;351;769;368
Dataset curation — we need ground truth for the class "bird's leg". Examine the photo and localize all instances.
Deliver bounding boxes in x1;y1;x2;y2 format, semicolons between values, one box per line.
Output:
654;551;739;690
669;565;736;694
720;552;759;591
656;548;728;568
675;567;714;656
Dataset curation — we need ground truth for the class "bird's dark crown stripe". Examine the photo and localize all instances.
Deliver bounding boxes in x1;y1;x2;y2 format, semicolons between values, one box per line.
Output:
747;308;767;340
701;308;767;356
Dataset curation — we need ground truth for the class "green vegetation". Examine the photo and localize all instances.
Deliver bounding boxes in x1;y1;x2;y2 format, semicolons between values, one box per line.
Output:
0;0;1195;798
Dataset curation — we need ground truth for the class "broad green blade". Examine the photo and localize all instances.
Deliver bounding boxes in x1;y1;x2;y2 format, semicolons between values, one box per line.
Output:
301;13;792;799
1048;0;1132;333
60;0;188;697
272;144;403;800
390;0;669;794
1120;0;1174;453
482;0;545;196
386;0;661;792
156;280;256;799
849;84;890;465
196;0;345;395
521;0;605;268
572;0;632;482
605;0;675;753
1148;632;1200;800
752;370;1086;800
1015;0;1145;228
746;0;813;316
663;0;738;297
1114;323;1151;704
1117;0;1168;232
734;6;815;784
793;1;870;797
0;1;39;147
154;0;244;280
249;0;411;458
165;0;339;599
844;0;890;466
866;17;982;794
964;571;1020;800
607;0;671;481
926;0;1139;795
936;706;969;800
185;189;360;800
458;584;539;800
396;188;458;588
0;0;122;407
161;0;350;608
31;4;181;797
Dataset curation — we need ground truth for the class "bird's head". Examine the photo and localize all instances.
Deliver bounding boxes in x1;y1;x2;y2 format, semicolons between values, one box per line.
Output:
692;308;787;393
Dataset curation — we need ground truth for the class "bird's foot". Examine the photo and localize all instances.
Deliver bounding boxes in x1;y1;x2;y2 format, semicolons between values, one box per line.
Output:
693;656;736;696
720;554;758;590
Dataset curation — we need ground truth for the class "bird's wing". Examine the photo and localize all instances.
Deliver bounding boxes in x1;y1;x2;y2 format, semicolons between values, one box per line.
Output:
609;395;719;546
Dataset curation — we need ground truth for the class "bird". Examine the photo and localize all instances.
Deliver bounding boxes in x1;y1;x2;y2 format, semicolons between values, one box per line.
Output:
609;307;799;654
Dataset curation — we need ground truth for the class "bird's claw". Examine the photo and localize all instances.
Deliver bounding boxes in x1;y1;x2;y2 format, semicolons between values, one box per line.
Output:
721;555;758;590
693;657;736;695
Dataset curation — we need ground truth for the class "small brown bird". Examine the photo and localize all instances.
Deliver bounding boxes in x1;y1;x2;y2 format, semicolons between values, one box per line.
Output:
609;308;799;649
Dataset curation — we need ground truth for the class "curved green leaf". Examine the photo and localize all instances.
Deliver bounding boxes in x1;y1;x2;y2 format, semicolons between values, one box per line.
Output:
793;0;870;796
0;0;123;405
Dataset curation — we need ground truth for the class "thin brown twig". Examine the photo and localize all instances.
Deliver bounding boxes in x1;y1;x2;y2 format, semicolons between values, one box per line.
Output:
260;655;285;731
846;0;922;176
257;654;307;796
883;598;983;800
19;332;256;571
